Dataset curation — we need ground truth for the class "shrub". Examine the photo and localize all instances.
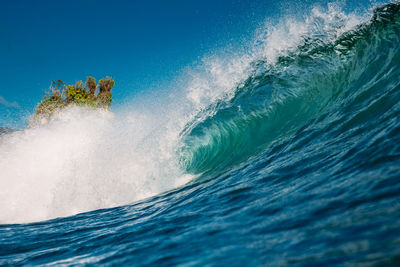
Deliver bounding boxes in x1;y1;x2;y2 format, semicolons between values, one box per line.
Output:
32;76;115;122
97;77;115;108
86;76;97;95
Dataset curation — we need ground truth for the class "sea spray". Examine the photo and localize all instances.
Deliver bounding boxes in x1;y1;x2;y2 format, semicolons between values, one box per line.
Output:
183;2;364;112
0;106;191;224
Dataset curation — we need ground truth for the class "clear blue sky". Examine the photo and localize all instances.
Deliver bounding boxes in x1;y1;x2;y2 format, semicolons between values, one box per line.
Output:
0;0;369;128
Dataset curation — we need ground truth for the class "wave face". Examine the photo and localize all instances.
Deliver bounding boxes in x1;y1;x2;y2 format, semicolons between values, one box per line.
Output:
1;2;400;266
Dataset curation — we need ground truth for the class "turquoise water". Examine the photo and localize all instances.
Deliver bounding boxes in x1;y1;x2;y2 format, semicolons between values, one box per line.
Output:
1;2;400;265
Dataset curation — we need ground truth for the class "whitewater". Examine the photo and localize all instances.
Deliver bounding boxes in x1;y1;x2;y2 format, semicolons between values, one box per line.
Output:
1;1;400;265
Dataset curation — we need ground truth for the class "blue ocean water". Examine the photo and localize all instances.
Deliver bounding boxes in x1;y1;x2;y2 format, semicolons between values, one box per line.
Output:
1;2;400;265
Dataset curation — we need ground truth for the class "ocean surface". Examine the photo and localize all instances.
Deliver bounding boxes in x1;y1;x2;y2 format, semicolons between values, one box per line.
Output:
1;1;400;265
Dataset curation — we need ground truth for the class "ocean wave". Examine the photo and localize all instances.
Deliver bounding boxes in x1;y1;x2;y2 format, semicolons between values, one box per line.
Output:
178;2;400;176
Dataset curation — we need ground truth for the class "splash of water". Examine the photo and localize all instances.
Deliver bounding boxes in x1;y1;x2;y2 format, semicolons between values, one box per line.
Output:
0;106;192;223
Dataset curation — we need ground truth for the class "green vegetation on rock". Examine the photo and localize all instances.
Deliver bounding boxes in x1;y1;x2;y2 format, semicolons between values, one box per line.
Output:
33;76;115;122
